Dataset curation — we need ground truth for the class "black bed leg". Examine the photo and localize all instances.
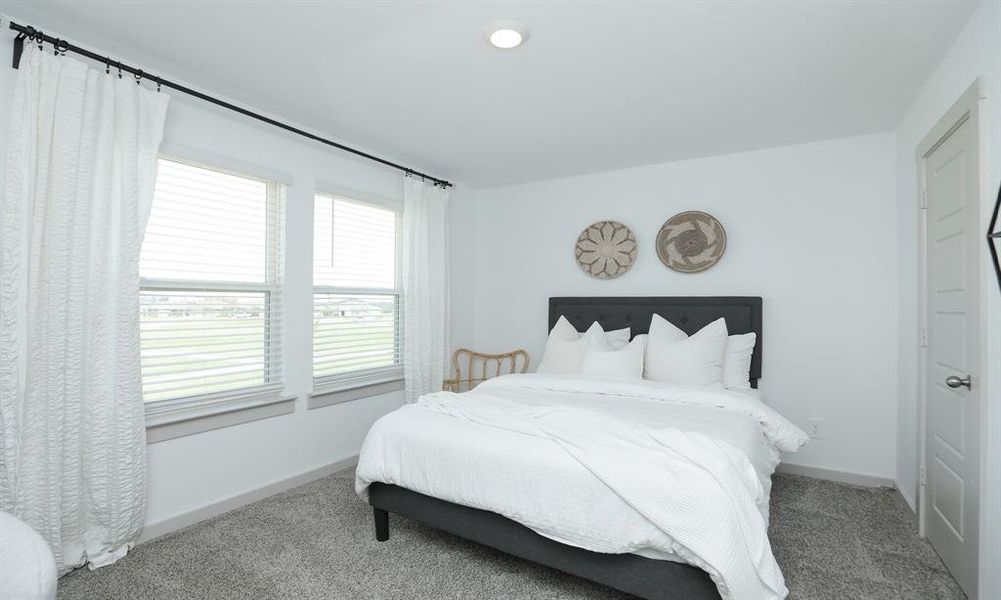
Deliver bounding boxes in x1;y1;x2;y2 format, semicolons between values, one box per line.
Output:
373;507;389;541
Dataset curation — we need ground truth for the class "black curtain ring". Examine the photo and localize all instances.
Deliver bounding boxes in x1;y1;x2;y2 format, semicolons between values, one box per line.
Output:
155;76;161;92
117;61;122;79
134;69;143;85
55;39;68;56
105;57;110;75
24;27;41;51
34;32;44;51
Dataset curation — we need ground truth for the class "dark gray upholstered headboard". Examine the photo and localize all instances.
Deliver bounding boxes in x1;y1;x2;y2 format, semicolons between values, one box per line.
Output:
548;296;763;388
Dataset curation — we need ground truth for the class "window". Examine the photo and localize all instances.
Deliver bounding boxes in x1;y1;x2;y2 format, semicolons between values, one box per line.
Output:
140;158;284;404
313;194;402;388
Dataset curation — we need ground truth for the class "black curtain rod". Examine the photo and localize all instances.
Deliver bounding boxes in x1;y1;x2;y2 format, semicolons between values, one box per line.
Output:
7;21;453;188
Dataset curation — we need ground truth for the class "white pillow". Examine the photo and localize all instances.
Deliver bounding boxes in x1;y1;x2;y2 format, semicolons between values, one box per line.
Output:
722;332;756;390
547;316;630;346
582;321;631;349
547;315;580;342
537;317;631;373
581;335;646;379
644;315;728;386
536;337;589;373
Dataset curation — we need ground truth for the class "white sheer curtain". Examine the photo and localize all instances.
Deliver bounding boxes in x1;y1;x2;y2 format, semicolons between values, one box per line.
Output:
402;175;450;403
0;46;169;572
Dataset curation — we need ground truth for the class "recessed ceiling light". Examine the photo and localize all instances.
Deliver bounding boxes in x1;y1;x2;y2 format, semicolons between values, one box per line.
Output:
487;22;528;49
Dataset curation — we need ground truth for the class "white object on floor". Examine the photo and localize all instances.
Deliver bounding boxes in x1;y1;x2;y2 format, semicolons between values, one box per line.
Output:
402;174;451;403
0;512;57;600
0;45;169;571
357;374;808;600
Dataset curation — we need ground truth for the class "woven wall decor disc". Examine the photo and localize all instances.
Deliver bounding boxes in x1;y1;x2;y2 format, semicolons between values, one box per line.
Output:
655;211;726;273
574;220;637;279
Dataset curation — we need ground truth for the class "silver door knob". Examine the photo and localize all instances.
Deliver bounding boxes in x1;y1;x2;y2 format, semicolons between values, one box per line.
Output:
945;375;971;389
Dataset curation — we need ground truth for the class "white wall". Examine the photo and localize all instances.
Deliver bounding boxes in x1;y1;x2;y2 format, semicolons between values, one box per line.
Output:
0;26;408;530
450;133;900;480
893;1;1001;597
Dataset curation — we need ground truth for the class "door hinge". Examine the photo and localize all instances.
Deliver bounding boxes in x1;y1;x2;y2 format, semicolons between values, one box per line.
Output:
921;328;929;348
920;190;928;209
919;465;927;486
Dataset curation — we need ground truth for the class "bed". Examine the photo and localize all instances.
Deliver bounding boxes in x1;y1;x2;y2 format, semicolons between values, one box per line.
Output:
356;296;805;600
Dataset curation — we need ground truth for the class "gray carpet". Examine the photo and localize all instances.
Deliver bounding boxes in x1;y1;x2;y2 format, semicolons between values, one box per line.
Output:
56;470;964;600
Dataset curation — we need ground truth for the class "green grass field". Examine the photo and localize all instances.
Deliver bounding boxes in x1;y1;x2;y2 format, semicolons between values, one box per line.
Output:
140;311;396;402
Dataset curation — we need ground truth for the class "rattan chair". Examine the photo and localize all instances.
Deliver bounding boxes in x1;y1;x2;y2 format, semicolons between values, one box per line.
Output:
442;348;529;392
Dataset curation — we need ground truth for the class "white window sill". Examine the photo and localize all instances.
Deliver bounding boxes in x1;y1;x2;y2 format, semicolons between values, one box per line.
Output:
309;367;404;409
145;385;295;443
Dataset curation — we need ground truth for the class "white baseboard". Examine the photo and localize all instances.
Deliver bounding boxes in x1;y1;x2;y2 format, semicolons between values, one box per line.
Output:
896;480;917;513
776;463;895;488
139;454;359;544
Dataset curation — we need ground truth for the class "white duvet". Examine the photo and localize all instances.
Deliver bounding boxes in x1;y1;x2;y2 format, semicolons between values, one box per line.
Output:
356;374;808;600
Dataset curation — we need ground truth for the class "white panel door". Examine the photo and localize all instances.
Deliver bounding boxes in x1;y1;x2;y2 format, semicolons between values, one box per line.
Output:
922;108;980;597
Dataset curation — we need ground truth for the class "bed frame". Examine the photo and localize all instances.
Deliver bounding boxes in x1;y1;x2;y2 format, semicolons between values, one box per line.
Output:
369;296;763;600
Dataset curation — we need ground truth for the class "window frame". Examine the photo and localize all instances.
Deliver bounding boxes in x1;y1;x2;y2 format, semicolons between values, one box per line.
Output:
140;154;290;429
310;190;404;401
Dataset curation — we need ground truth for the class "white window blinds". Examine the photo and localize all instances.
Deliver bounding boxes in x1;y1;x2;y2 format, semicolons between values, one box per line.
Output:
313;194;402;384
139;158;284;403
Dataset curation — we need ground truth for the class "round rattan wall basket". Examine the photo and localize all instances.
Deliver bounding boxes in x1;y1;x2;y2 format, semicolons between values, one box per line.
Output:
574;220;637;279
655;211;726;273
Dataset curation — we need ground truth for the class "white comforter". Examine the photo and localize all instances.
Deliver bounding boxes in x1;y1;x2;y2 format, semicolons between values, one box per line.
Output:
356;374;808;600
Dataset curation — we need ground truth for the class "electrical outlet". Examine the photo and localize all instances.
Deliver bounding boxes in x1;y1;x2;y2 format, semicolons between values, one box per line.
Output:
807;418;825;440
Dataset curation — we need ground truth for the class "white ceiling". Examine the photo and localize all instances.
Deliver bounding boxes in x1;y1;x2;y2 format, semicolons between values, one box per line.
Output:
2;1;978;188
